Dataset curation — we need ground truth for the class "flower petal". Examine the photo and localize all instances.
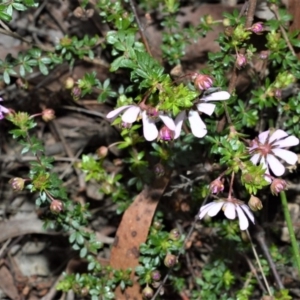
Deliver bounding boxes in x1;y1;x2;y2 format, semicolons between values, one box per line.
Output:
106;105;132;119
240;204;255;224
142;111;158;141
272;148;298;165
224;202;236;219
258;130;269;144
199;202;216;219
236;205;249;230
0;105;9;114
207;201;224;217
122;106;141;123
159;114;175;131
266;154;285;176
273;136;299;148
250;153;261;165
201;91;230;102
174;111;186;139
188;110;207;138
196;103;216;116
269;129;288;143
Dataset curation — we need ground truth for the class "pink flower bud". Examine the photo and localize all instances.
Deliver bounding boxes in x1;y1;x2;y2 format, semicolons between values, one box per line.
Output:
209;177;224;194
236;54;247;68
192;73;213;91
142;286;154;299
153;163;165;177
270;179;287;195
9;177;25;192
159;125;174;141
151;270;161;281
164;253;177;268
169;228;180;241
72;86;82;101
97;146;108;158
50;199;63;213
259;50;269;60
251;22;263;34
274;89;282;99
42;109;55;122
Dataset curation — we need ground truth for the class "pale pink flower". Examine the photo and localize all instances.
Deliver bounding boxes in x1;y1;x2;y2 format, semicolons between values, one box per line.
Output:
199;199;255;230
0;98;9;119
106;105;175;141
174;91;230;139
249;129;299;181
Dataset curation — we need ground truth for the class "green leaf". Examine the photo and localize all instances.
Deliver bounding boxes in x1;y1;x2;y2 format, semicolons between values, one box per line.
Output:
0;11;12;22
3;70;10;84
38;61;49;75
12;3;27;11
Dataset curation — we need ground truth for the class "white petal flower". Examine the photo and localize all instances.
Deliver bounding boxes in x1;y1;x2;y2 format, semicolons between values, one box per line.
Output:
249;129;299;180
174;90;230;139
107;105;175;141
199;199;254;230
0;98;9;120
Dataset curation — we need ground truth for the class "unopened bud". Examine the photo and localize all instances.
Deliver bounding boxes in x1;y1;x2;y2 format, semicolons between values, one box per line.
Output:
236;53;247;68
153;163;165;177
152;220;162;230
151;270;161;281
192;73;213;91
209;177;224;194
159;125;174;141
65;77;75;89
50;199;63;213
271;178;287;195
164;253;177;268
259;50;269;60
205;15;213;25
250;22;264;34
142;286;154;299
248;195;263;211
42;109;55;122
72;86;82;101
169;228;180;241
97;146;108;158
223;18;231;27
274;89;282;99
9;177;25;192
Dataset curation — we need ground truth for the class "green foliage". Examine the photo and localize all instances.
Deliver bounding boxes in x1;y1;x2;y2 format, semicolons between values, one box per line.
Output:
3;0;300;298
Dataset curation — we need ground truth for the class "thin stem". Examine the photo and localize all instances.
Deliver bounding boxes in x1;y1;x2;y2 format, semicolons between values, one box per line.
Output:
246;230;272;296
280;191;300;278
271;5;296;56
129;0;153;56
